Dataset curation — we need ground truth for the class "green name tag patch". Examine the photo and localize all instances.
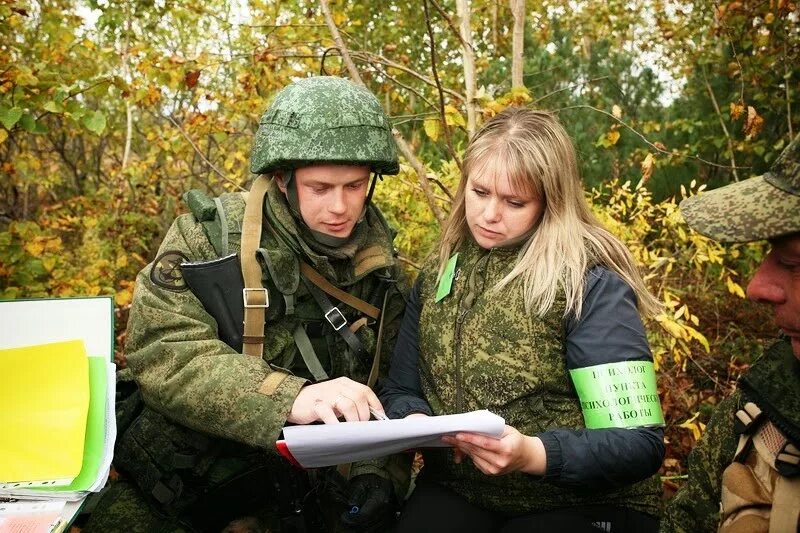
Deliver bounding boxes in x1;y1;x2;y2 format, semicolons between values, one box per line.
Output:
435;253;459;302
569;361;664;429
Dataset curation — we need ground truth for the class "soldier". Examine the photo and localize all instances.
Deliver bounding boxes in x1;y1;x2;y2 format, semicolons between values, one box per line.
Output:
662;135;800;531
83;76;410;532
380;108;666;531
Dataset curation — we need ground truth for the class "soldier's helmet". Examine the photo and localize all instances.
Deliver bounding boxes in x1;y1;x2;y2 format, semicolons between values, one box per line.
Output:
681;134;800;242
250;76;399;176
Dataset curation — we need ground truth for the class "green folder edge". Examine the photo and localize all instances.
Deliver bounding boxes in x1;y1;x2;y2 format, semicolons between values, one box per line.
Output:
2;295;116;494
28;356;108;493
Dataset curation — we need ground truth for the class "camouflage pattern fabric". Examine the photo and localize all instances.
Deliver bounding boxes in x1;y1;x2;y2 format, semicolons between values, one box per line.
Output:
415;239;663;516
125;180;405;448
103;181;409;529
662;339;800;532
680;133;800;243
250;77;399;176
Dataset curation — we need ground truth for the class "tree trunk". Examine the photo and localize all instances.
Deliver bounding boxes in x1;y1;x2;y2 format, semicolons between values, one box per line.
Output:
510;0;525;89
456;0;477;138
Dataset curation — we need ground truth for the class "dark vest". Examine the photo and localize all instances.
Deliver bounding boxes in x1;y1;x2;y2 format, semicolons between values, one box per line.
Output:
417;240;662;516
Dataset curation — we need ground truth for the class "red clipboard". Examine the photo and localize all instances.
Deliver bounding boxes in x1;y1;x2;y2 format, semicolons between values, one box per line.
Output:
275;440;302;468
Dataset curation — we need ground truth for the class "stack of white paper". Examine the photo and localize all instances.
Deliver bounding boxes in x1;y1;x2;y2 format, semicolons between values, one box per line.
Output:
279;410;505;468
0;297;117;533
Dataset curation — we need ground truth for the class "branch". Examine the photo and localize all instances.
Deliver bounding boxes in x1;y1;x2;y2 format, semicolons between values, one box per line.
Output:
394;133;448;223
166;114;246;191
455;0;478;138
510;0;525;89
429;0;473;52
424;0;462;170
701;65;739;180
352;51;465;101
318;0;448;225
319;0;364;86
786;42;794;140
533;76;610;104
556;104;750;171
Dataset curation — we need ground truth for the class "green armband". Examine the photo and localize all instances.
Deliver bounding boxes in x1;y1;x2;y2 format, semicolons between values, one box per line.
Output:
569;361;664;429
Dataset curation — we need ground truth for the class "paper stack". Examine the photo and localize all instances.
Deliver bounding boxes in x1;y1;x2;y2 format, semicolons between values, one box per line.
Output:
0;297;117;533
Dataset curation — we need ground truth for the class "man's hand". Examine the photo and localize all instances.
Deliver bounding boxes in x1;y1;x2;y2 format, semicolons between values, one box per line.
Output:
340;474;396;531
287;377;385;424
442;425;547;476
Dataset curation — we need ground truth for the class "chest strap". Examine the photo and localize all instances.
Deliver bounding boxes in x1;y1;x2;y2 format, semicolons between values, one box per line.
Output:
723;401;800;533
299;261;380;320
300;275;371;364
240;176;270;357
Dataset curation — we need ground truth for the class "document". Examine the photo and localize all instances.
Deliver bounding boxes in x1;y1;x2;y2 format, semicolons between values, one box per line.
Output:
0;296;116;533
278;410;505;468
0;340;90;486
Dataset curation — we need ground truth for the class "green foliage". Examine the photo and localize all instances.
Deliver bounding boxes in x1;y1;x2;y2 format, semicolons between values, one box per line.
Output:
0;0;794;487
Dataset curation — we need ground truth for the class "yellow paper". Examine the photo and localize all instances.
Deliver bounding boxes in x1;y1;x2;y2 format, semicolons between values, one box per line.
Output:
0;340;89;484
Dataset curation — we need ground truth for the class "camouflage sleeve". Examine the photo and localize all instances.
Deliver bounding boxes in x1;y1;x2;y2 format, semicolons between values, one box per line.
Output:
661;393;740;533
125;214;307;451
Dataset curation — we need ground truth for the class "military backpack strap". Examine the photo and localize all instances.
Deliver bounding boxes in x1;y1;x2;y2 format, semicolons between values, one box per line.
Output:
240;175;271;357
367;286;392;388
300;275;371;363
721;400;800;533
299;261;380;320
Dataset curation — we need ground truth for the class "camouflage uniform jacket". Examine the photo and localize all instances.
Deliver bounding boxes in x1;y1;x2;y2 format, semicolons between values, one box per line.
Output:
381;239;664;516
662;338;800;532
121;180;409;497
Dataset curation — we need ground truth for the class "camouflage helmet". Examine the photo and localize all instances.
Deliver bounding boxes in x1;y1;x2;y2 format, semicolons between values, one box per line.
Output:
680;133;800;242
250;76;399;175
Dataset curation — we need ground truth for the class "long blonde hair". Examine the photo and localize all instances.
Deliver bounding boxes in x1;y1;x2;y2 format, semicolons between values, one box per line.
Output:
437;107;660;319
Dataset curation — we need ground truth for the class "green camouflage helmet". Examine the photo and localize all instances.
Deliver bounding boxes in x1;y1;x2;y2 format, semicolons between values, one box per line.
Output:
250;76;399;175
680;133;800;242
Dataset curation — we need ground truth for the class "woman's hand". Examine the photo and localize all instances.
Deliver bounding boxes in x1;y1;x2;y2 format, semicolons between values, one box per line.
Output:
442;425;547;476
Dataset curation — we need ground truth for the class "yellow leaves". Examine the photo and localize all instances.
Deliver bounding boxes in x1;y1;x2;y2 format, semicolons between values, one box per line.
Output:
744;106;764;139
24;241;44;257
145;85;162;106
423;118;441;142
596;128;621;148
333;12;347;26
0;129;7;144
639;153;655;187
115;282;134;307
730;101;744;120
726;275;745;298
444;105;465;127
479;87;531;118
678;412;706;442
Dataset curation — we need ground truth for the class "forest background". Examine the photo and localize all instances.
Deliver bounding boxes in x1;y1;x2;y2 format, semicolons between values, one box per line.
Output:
1;0;798;494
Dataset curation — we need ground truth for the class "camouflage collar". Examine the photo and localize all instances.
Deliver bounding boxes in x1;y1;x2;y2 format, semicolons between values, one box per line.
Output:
263;180;396;284
740;338;800;443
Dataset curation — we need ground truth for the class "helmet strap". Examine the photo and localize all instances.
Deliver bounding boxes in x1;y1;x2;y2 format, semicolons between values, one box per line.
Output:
366;172;382;205
283;169;303;218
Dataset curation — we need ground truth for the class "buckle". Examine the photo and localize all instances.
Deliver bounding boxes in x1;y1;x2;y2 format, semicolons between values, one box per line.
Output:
325;307;347;331
242;288;270;309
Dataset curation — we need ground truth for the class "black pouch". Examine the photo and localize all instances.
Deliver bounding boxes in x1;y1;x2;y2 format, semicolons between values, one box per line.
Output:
181;253;245;352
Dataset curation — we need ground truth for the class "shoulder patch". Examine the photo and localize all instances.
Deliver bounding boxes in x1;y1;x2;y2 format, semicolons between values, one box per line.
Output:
150;250;190;291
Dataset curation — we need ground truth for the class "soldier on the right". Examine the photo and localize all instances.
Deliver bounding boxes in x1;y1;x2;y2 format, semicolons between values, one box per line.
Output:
662;134;800;532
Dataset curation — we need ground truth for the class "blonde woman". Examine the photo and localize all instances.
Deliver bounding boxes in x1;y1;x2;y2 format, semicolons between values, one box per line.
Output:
380;107;665;532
